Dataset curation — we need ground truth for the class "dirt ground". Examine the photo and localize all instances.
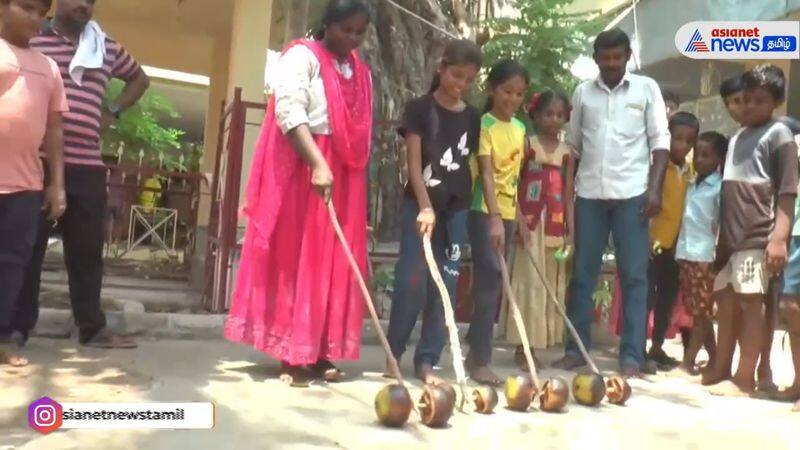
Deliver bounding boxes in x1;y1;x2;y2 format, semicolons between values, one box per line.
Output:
1;335;798;450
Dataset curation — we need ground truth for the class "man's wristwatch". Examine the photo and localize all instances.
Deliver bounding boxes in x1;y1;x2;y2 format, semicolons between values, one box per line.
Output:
107;103;122;119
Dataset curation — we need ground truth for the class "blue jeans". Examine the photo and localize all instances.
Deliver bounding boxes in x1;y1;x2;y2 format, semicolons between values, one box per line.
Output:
566;195;649;367
0;192;42;333
387;199;468;368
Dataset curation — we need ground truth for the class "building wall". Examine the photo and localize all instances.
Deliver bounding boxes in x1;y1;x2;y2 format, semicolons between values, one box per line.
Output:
96;0;280;227
93;19;216;77
93;0;280;287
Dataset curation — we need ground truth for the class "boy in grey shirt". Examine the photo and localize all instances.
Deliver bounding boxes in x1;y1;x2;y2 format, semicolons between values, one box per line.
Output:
703;65;799;396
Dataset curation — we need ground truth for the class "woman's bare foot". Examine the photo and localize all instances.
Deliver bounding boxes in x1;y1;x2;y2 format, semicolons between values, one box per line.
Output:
0;349;28;367
415;363;444;385
708;379;755;397
756;374;778;393
513;346;526;372
701;369;730;386
794;400;799;412
513;346;542;372
756;359;777;392
465;356;502;386
383;357;399;379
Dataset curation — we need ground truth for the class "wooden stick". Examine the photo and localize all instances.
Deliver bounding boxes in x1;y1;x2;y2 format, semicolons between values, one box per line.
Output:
522;246;601;375
497;255;542;391
421;235;471;411
326;202;406;386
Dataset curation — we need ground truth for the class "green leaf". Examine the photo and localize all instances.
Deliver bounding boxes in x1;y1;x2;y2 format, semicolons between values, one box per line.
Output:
481;0;603;96
102;80;198;172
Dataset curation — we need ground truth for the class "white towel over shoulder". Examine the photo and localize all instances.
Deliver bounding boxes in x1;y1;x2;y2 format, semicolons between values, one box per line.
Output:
69;20;106;86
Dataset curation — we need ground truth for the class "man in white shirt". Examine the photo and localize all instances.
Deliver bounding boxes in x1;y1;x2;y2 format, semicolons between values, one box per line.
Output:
552;28;670;378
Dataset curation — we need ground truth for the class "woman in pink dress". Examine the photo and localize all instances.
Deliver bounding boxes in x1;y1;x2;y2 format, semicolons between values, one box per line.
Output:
225;0;373;385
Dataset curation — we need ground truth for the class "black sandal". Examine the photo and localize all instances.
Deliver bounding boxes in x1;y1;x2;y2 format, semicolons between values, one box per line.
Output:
280;362;313;388
82;330;137;349
311;359;345;382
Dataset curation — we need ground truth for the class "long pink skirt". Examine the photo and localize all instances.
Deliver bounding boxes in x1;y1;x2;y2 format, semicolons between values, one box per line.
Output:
225;135;367;365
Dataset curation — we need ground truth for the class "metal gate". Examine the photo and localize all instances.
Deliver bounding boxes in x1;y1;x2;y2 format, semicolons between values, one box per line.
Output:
203;88;266;313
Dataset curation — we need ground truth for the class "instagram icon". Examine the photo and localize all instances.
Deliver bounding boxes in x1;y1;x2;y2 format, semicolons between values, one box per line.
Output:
28;397;63;435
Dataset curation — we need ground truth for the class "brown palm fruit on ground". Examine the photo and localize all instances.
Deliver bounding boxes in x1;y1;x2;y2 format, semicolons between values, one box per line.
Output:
606;375;632;405
505;375;537;412
419;384;456;428
472;386;499;414
374;384;413;427
572;372;606;407
539;377;570;412
441;383;457;406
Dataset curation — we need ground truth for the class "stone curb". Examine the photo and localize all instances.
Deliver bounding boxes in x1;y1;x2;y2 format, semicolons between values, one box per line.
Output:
35;308;619;347
34;308;473;344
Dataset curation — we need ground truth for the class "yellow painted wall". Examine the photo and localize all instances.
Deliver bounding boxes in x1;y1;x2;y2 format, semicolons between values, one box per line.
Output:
93;0;231;77
227;0;273;225
91;18;215;76
198;41;233;228
194;0;275;227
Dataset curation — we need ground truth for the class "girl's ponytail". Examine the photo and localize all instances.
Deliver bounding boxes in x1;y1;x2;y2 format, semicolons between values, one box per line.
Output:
484;97;494;114
428;74;441;94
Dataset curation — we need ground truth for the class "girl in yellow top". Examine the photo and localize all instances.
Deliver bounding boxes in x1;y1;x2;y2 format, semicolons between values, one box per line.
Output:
505;90;575;371
467;60;528;385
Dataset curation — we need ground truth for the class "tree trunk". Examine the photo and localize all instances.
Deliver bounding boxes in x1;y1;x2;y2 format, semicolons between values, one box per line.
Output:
283;0;310;41
361;0;464;242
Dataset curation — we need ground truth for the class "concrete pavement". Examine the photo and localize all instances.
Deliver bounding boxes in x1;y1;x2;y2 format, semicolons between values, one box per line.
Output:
1;337;798;450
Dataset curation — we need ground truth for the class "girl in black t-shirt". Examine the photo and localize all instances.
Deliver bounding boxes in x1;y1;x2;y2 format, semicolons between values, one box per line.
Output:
386;40;482;385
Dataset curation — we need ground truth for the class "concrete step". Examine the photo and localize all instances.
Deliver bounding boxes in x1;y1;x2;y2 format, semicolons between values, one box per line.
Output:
39;269;202;313
33;308;621;349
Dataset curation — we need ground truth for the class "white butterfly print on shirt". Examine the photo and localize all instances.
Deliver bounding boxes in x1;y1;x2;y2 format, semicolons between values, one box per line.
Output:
457;132;469;156
440;148;460;172
423;164;441;188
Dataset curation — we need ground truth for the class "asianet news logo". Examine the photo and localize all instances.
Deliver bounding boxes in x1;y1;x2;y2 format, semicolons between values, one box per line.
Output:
676;21;799;59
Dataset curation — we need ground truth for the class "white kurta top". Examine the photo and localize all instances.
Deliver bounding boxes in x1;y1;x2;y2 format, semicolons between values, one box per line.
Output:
272;44;353;136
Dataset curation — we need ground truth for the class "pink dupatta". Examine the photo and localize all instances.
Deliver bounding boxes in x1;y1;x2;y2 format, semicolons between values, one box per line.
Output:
243;39;372;250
